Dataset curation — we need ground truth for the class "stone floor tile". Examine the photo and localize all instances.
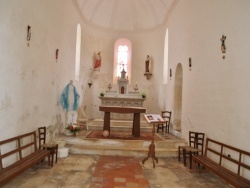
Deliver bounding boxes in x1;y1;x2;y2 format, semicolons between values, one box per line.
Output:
114;178;126;182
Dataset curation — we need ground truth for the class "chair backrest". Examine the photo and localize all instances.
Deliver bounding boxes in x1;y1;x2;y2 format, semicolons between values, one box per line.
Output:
196;132;205;154
77;107;88;119
161;111;172;126
189;131;197;148
38;126;46;149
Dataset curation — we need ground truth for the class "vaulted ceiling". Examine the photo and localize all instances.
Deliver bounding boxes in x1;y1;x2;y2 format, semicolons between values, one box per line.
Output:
73;0;177;32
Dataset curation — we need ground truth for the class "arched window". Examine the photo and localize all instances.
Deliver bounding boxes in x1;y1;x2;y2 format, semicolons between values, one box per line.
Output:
75;24;81;81
117;45;128;76
113;38;132;83
163;28;169;84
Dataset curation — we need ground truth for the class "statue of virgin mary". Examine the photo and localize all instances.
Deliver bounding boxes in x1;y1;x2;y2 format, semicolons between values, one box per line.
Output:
60;80;80;124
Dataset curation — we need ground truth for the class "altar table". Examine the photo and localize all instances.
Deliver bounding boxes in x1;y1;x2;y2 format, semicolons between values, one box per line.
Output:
99;96;146;120
99;106;146;137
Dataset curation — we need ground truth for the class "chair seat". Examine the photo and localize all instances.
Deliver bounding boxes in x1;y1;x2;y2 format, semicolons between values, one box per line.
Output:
180;146;201;152
185;147;202;152
77;118;89;130
178;131;205;169
156;111;171;133
38;126;58;167
78;118;88;122
179;145;192;150
41;143;58;167
42;143;57;148
77;107;89;130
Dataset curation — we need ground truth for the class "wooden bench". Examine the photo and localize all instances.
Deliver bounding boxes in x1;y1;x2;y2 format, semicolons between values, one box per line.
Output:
192;138;250;187
0;131;52;186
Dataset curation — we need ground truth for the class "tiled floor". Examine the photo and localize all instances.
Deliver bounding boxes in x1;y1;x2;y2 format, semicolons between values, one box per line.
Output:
2;154;232;188
1;130;232;188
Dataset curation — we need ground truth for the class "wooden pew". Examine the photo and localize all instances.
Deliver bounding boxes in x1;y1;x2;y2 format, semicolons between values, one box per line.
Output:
191;138;250;187
0;131;52;186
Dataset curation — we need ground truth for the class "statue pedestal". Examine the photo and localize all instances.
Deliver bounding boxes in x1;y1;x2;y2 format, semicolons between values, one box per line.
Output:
64;111;78;131
66;111;78;124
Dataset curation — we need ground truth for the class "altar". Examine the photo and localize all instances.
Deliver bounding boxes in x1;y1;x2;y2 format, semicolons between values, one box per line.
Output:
99;106;146;137
99;67;146;120
99;94;146;120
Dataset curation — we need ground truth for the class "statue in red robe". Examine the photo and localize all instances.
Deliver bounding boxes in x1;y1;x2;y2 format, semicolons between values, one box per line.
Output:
94;52;101;69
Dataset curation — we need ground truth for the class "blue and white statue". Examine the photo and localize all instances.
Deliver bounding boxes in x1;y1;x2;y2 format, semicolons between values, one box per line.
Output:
60;80;80;124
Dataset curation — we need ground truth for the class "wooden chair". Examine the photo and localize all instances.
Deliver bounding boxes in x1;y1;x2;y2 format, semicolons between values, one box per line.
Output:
179;131;196;163
38;126;58;167
156;111;172;133
178;131;205;169
77;107;89;130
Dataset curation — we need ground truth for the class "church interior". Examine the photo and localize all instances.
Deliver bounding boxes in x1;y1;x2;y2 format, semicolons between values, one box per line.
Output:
1;0;250;187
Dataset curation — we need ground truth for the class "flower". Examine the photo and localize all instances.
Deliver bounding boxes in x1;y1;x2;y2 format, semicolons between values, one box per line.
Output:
65;123;80;136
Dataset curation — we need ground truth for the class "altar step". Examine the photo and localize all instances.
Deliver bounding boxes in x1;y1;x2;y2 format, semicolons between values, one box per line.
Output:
88;119;152;133
61;134;186;157
60;118;186;157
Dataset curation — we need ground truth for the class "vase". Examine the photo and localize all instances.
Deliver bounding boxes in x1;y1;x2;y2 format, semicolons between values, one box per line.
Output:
72;131;80;136
64;129;79;136
64;129;73;136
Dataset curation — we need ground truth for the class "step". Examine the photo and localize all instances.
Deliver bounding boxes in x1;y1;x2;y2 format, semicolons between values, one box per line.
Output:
60;119;186;157
88;119;153;133
89;119;150;126
60;133;186;157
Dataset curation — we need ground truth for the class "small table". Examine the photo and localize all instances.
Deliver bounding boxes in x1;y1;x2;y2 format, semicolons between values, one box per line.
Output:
99;106;146;137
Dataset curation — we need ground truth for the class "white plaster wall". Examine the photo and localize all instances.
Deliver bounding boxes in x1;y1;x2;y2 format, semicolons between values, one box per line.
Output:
165;0;250;152
0;0;91;140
